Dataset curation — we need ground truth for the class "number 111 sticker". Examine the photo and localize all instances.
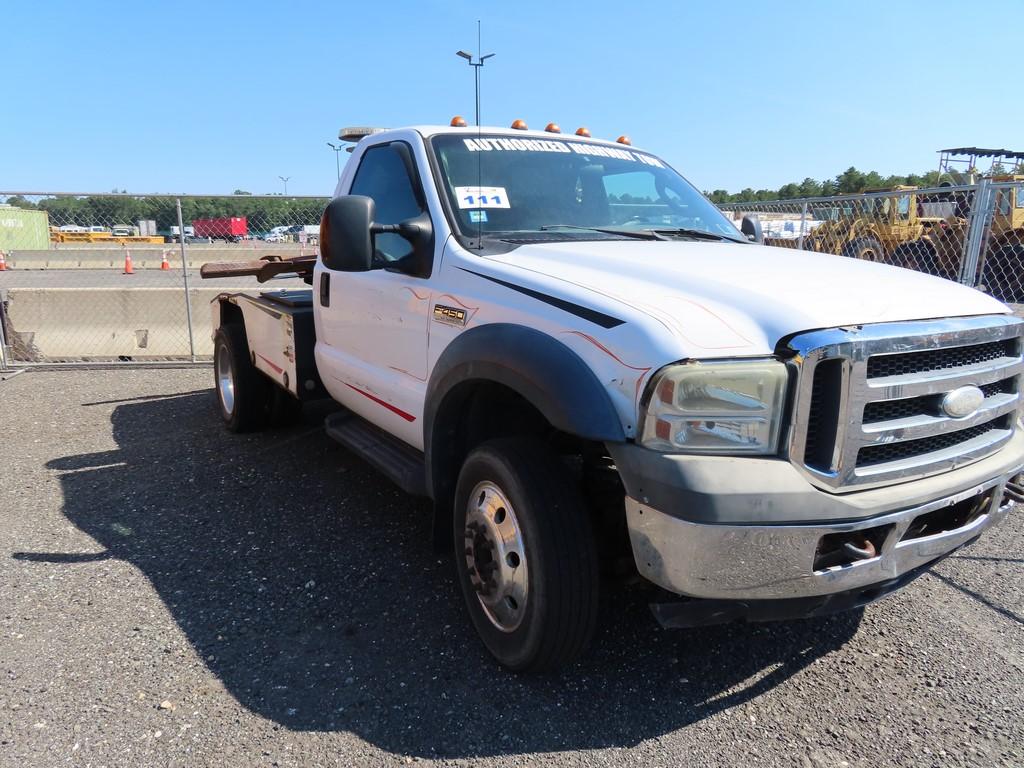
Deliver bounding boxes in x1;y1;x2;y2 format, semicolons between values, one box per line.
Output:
455;186;511;209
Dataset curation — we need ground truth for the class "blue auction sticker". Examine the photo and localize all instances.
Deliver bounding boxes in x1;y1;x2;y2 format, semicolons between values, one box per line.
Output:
469;210;488;223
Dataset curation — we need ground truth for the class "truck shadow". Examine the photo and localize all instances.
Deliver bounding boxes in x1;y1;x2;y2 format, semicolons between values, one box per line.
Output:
33;390;861;759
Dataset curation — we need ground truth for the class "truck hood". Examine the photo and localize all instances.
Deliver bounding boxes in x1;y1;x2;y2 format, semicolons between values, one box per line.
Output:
483;240;1009;355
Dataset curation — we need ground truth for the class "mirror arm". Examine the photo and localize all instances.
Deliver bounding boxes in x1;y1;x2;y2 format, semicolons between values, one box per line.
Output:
370;220;427;238
369;212;433;278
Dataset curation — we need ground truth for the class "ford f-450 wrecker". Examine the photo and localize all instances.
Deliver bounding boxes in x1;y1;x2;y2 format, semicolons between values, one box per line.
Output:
201;121;1023;671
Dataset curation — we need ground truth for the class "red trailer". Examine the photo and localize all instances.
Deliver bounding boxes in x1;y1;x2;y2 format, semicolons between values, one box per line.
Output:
193;216;248;242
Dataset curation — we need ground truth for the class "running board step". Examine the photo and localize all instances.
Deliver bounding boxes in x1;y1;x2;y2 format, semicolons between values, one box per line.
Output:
324;412;427;496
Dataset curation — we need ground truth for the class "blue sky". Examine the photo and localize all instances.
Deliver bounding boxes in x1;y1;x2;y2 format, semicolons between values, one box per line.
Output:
3;0;1021;196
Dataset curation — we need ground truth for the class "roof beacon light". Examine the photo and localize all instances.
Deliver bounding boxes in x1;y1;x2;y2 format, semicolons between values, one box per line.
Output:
575;127;591;137
338;126;386;143
545;122;561;134
616;135;632;146
450;115;468;127
510;119;528;130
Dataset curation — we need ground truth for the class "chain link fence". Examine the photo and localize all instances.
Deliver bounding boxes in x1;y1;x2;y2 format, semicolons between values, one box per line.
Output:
719;180;1024;305
1;182;1021;369
976;180;1024;304
0;193;328;367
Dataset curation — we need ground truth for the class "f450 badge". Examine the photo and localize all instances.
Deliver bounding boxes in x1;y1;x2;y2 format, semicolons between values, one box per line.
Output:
433;304;468;327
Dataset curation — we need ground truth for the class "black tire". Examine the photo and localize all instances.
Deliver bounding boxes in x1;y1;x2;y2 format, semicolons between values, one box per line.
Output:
453;437;599;671
842;236;886;262
890;241;929;272
889;242;915;269
213;324;271;433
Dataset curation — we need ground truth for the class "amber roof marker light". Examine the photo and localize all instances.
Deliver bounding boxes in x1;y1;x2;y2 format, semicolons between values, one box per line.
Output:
510;119;528;130
545;122;561;134
575;127;591;137
616;135;632;145
450;116;468;127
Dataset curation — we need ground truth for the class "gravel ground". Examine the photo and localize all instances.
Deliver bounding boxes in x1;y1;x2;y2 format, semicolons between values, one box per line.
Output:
1;369;1021;767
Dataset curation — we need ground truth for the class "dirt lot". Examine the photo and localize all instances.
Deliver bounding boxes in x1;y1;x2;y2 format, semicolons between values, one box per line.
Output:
1;369;1022;767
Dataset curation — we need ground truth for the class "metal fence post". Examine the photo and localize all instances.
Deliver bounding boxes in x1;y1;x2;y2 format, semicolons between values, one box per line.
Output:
797;202;808;251
175;198;197;362
959;179;992;287
0;291;9;372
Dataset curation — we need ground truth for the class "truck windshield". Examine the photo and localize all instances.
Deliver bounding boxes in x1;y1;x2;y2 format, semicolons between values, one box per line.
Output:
430;134;744;242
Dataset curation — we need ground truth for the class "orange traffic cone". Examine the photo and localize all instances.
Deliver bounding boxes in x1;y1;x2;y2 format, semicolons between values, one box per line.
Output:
123;247;134;275
160;250;170;270
0;251;7;271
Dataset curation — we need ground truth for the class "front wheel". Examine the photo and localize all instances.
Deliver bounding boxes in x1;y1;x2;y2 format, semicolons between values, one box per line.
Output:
842;236;886;262
454;437;599;671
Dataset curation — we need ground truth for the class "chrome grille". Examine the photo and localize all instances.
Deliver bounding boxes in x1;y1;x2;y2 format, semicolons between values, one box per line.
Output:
857;418;1010;467
861;380;1011;423
787;315;1023;491
866;340;1015;378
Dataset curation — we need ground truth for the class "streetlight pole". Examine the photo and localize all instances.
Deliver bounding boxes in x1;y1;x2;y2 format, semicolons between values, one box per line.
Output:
456;21;494;127
278;176;291;196
326;142;343;180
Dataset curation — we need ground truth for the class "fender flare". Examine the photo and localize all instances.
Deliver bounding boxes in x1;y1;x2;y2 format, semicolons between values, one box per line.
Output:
423;323;626;500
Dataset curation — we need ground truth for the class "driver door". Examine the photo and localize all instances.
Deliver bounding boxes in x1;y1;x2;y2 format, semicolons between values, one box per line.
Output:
316;141;434;447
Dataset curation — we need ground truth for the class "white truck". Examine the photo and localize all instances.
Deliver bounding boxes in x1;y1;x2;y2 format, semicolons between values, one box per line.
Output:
169;225;195;242
201;122;1024;671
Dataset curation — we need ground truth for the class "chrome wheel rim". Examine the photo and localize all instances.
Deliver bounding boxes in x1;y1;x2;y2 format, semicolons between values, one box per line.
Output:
464;481;529;633
216;343;235;417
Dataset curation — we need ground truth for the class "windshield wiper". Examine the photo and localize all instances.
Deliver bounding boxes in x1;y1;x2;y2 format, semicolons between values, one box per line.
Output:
652;227;747;243
537;224;665;241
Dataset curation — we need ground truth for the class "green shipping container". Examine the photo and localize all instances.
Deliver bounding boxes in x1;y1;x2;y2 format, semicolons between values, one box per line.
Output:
0;205;51;250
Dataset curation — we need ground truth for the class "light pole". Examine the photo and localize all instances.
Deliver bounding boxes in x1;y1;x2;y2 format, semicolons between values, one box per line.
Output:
326;142;343;180
456;21;494;127
278;176;291;196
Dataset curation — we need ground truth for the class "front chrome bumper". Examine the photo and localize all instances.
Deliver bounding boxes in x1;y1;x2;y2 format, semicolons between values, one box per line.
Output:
626;467;1021;601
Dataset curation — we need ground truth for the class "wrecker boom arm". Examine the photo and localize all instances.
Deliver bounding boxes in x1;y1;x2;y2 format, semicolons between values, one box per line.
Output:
199;254;317;283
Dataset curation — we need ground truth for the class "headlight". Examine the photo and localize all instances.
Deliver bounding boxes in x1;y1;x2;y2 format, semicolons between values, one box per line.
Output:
640;359;788;454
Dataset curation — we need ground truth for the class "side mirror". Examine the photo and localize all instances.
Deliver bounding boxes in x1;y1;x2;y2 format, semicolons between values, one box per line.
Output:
741;214;763;244
320;195;375;272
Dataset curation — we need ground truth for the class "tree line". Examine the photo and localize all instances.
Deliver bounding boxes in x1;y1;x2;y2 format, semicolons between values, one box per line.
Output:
1;191;328;232
704;162;1021;204
4;161;1020;222
704;167;945;204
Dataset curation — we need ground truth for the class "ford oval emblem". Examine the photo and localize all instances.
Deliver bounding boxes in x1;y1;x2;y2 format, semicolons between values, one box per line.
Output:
940;385;985;419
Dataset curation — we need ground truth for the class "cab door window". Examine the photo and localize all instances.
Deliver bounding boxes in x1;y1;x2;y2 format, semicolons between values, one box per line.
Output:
349;143;424;262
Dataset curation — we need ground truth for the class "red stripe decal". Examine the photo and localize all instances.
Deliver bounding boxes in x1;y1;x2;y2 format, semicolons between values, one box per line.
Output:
344;383;416;422
256;353;284;375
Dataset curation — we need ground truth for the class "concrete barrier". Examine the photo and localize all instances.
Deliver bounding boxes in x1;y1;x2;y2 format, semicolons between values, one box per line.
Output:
2;286;234;360
8;244;310;270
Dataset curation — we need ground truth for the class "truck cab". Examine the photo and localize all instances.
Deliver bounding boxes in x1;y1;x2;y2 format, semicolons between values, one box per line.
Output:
205;122;1024;671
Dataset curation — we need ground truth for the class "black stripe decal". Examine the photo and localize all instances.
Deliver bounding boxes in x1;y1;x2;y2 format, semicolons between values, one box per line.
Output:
458;268;625;329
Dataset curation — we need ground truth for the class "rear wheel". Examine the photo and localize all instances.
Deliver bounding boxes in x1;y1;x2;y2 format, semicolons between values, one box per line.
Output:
454;437;599;671
841;236;886;262
214;324;271;432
